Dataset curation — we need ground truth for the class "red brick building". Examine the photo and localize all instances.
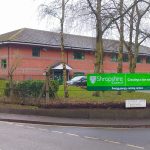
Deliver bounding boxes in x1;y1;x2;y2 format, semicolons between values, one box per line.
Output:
0;28;150;81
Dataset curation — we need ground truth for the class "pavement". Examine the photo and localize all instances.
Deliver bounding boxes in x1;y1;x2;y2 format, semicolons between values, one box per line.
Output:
0;112;150;128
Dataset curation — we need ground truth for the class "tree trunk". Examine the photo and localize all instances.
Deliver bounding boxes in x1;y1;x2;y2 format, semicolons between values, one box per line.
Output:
117;0;124;95
128;52;134;73
130;0;149;73
9;75;14;100
92;0;103;97
131;15;140;73
61;0;69;98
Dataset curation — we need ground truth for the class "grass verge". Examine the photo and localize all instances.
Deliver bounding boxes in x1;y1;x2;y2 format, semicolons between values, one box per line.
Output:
0;80;7;97
0;85;149;109
57;85;150;103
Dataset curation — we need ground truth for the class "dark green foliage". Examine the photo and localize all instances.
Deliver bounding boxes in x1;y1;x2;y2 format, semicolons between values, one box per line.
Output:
4;82;10;97
49;80;59;96
5;80;59;99
16;80;43;98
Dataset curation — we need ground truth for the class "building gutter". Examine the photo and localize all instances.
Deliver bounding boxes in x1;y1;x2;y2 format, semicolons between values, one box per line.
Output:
1;41;150;55
0;41;94;52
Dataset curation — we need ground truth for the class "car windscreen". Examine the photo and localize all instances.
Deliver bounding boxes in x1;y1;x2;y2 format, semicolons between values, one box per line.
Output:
71;76;84;82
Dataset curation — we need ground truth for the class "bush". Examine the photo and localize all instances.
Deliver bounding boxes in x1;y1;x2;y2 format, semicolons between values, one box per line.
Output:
16;80;43;98
5;80;59;99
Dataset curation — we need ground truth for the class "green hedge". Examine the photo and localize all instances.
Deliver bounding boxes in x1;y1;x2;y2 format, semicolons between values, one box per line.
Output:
5;80;59;98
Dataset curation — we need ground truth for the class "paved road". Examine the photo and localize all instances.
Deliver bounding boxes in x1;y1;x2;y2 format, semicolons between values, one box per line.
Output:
0;121;149;150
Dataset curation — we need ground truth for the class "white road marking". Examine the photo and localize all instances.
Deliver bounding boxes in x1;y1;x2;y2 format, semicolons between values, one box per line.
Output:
26;126;35;129
103;139;121;144
66;133;79;137
104;127;129;130
15;124;24;127
0;121;145;150
84;136;99;140
2;121;13;125
26;123;129;130
51;131;63;134
127;144;144;149
38;128;48;131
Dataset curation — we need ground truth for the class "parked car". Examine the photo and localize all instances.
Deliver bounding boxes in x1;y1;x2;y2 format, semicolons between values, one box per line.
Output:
67;76;87;86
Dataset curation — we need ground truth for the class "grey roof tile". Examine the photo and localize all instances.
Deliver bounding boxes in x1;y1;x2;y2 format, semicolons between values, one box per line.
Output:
0;28;149;54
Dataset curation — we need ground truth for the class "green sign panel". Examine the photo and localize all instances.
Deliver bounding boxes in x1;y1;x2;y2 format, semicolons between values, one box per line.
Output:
87;73;150;91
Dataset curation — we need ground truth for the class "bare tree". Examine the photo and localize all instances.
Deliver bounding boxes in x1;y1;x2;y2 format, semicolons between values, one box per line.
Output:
112;0;150;73
117;0;124;74
38;0;144;98
8;54;21;100
81;0;141;96
125;1;136;73
132;0;150;72
115;0;124;95
39;0;72;98
120;0;150;73
113;0;135;73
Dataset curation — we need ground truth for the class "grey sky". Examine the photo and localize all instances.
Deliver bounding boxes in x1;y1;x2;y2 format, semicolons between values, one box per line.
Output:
0;0;149;47
0;0;49;34
0;0;95;36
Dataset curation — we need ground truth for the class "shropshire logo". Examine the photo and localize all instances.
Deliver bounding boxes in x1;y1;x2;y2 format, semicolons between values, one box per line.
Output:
90;76;96;84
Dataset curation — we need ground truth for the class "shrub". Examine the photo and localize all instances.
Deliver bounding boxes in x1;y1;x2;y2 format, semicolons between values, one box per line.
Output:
5;80;59;99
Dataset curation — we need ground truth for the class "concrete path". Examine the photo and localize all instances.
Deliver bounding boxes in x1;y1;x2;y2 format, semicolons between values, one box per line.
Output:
0;113;150;128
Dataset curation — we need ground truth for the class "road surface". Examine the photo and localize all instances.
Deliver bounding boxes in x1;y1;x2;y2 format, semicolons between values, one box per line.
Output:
0;121;149;150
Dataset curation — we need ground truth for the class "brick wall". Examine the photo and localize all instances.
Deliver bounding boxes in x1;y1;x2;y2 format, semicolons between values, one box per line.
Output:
0;44;150;80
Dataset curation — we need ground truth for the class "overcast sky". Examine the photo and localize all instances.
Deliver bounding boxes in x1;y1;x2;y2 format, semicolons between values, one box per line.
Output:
0;0;50;34
0;0;149;47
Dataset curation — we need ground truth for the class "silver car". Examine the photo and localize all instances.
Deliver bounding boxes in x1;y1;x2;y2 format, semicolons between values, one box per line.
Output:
67;76;87;86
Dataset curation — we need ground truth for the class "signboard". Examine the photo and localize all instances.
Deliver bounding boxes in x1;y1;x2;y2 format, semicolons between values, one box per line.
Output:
87;73;150;91
125;99;146;108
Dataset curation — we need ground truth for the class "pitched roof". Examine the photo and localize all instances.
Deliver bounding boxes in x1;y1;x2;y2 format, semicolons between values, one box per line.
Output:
0;28;149;54
0;28;95;51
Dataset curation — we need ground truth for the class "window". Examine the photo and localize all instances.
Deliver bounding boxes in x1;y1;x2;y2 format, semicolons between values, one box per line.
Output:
32;47;40;57
111;52;118;62
73;51;85;60
137;56;143;63
123;54;128;62
146;56;150;64
74;72;85;77
1;59;7;69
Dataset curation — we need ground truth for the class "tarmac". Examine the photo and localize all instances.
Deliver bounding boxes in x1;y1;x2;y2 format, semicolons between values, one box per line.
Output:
0;112;150;128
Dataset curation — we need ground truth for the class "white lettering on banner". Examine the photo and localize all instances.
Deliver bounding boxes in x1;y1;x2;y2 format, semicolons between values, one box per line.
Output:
127;78;150;82
125;100;146;108
96;76;124;84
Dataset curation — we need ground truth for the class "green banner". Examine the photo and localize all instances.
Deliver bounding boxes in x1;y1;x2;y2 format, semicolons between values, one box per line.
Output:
87;73;150;91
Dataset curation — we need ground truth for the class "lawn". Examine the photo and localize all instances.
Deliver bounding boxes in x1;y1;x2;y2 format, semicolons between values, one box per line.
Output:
1;80;150;104
0;79;7;97
57;85;150;103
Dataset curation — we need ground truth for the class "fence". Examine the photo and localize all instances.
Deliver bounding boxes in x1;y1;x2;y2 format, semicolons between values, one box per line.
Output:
0;75;45;81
